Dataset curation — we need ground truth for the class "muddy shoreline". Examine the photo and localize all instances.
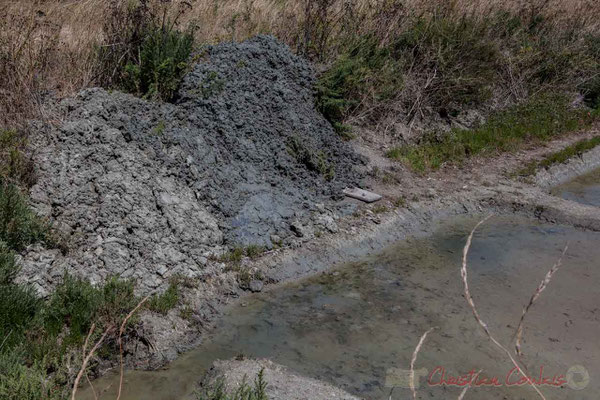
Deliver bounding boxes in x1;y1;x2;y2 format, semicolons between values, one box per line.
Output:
76;129;600;399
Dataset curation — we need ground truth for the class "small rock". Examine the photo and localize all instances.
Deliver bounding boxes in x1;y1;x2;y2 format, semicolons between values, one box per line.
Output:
249;280;264;293
156;265;169;277
270;234;281;244
290;221;306;237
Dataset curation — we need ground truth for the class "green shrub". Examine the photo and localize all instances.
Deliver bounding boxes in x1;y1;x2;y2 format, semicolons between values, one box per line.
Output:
316;6;600;134
97;277;138;325
0;247;40;350
44;274;140;345
196;368;268;400
44;274;102;343
0;349;58;400
122;24;195;101
0;129;35;187
0;249;151;399
391;14;498;107
0;182;49;251
317;13;499;127
0;243;18;285
316;35;403;124
97;0;195;101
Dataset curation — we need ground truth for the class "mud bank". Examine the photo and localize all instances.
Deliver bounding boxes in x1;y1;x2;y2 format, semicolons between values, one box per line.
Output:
534;142;600;188
69;138;600;374
79;214;600;400
551;167;600;207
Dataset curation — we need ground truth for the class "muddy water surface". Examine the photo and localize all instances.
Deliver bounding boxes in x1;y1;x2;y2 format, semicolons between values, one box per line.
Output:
80;216;600;400
551;167;600;206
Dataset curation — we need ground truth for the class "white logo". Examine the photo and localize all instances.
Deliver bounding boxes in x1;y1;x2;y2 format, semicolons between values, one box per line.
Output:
566;365;589;390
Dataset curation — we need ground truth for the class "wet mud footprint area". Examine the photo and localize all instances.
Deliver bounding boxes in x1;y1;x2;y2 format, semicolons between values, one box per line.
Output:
551;167;600;206
81;215;600;400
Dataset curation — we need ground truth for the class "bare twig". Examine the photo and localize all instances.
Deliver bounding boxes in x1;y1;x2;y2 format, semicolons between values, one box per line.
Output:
71;325;114;400
410;327;436;400
85;373;98;400
461;216;546;400
457;369;482;400
515;245;569;357
116;294;151;400
81;323;95;358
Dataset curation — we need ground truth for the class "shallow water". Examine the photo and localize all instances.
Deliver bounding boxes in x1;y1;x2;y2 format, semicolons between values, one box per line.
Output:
551;167;600;206
80;215;600;400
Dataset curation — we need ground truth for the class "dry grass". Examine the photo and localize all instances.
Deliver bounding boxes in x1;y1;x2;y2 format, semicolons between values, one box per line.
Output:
460;216;547;399
70;294;151;400
408;216;570;399
2;0;598;120
409;327;436;400
514;245;568;357
1;0;599;129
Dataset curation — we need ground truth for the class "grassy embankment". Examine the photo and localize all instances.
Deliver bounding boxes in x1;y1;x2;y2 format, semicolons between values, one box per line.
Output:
386;96;600;172
517;135;600;176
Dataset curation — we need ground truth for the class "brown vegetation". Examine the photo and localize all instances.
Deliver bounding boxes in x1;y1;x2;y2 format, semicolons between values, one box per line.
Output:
2;0;599;127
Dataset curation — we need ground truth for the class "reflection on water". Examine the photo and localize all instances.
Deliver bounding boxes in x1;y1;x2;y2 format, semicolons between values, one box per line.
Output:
80;216;600;400
551;167;600;206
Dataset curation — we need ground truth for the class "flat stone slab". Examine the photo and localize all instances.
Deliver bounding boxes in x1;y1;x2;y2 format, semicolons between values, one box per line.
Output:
343;187;382;203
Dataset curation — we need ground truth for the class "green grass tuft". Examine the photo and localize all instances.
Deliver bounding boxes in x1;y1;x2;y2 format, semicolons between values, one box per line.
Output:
147;280;180;315
0;129;35;187
244;245;265;260
287;136;335;180
196;368;268;400
517;136;600;177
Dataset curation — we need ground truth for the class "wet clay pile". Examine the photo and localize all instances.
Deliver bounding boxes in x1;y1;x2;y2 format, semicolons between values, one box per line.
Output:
22;35;364;294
